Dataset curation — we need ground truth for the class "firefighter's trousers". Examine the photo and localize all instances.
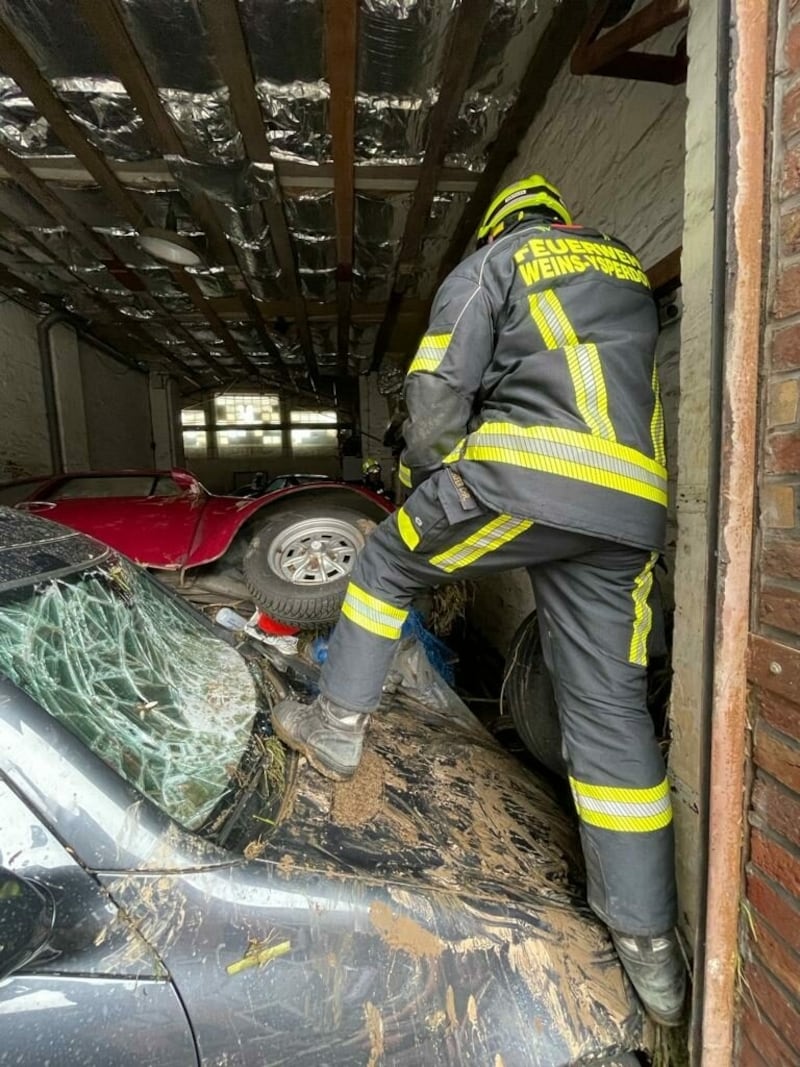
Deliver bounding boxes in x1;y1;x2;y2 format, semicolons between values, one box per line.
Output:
320;467;677;935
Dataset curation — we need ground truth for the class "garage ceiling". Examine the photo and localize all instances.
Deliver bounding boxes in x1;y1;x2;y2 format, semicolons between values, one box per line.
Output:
0;0;591;395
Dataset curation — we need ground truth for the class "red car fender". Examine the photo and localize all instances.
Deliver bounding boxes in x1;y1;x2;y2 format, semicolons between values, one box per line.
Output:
183;482;395;568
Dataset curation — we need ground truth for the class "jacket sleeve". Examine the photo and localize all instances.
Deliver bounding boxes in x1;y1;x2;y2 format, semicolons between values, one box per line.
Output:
399;272;495;490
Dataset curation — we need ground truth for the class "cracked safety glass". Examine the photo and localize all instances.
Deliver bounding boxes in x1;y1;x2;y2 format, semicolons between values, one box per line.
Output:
0;560;258;829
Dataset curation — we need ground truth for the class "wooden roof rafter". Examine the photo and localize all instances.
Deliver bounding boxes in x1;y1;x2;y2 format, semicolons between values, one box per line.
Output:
199;0;320;388
380;0;594;370
571;0;689;85
324;0;358;370
370;0;495;372
0;16;266;386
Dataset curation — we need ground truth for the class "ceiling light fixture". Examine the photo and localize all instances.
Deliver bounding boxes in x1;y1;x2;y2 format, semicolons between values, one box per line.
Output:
137;227;204;267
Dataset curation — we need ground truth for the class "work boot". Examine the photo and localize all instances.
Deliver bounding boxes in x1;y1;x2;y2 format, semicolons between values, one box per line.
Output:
611;929;686;1027
271;694;369;781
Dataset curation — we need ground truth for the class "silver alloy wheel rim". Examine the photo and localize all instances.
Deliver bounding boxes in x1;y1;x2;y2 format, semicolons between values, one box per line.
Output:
266;516;366;585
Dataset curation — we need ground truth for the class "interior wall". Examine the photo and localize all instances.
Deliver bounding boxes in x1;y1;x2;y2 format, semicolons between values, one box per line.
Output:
469;27;688;657
0;296;163;483
80;340;153;470
0;298;51;480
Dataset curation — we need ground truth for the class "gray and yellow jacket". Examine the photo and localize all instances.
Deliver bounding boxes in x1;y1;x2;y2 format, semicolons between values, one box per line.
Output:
399;216;667;551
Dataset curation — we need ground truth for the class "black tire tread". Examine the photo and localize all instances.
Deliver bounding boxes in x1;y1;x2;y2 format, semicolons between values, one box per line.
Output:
243;506;365;627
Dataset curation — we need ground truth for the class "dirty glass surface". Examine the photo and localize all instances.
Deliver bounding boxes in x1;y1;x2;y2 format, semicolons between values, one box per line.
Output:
0;560;257;829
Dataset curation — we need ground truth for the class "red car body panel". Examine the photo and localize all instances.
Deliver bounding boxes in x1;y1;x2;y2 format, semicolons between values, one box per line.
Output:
15;469;393;570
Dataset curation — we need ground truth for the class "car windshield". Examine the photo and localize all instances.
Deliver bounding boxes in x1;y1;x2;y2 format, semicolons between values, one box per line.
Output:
0;559;258;830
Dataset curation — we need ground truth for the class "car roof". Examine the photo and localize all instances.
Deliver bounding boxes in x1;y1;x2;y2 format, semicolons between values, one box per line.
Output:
0;507;110;593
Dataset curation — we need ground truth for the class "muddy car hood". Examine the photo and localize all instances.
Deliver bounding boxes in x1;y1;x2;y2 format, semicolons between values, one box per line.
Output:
267;693;585;914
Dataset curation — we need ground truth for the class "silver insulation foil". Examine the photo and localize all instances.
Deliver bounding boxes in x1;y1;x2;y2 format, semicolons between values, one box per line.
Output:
0;0;542;372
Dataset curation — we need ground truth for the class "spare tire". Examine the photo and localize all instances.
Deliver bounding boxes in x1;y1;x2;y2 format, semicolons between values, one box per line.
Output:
502;611;567;777
244;505;369;628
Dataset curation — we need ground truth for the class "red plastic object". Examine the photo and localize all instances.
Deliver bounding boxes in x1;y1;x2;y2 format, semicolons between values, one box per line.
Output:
256;611;300;636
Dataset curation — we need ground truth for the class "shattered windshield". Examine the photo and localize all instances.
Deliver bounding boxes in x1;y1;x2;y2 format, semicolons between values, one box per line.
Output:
0;559;258;829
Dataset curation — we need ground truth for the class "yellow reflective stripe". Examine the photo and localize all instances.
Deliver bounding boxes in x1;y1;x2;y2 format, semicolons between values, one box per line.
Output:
569;776;673;832
396;508;420;550
573;807;673;832
430;513;533;573
529;292;615;441
346;583;407;621
570;777;670;803
650;362;666;466
471;424;666;478
341;601;400;639
629;552;658;666
408;333;452;375
340;582;407;640
529;293;559;349
399;462;412;488
460;423;666;505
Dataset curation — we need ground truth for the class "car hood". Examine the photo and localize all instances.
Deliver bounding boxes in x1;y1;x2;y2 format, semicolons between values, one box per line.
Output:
268;692;585;914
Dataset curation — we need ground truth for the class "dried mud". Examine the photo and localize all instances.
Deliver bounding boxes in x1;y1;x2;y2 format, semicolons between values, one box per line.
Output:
369;899;444;959
331;749;384;828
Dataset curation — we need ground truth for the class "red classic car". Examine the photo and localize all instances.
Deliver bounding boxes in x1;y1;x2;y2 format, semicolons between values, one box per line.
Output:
3;469;393;626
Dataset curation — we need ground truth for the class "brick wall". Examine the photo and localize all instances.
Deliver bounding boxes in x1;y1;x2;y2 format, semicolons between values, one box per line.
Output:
738;1;800;1061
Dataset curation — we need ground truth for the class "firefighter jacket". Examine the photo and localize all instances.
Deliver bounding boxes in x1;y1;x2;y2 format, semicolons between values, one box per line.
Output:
399;216;667;551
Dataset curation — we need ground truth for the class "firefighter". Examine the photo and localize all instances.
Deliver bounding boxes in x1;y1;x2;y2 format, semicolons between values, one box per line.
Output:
361;457;386;495
271;175;684;1025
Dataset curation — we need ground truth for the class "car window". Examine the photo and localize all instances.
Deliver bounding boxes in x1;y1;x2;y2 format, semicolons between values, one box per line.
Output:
41;476;158;499
0;560;257;830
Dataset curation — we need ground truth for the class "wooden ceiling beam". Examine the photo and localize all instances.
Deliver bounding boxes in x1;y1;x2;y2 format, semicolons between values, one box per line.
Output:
0;155;480;194
324;0;358;366
571;0;688;80
370;0;494;371
199;0;319;387
379;0;593;370
0;15;264;386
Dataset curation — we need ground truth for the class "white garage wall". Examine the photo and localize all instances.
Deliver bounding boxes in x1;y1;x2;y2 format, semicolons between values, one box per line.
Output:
471;33;687;656
0;296;167;482
80;340;153;470
0;298;51;480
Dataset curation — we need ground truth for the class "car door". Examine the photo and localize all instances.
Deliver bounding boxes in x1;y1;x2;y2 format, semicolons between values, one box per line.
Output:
17;472;206;567
0;778;199;1067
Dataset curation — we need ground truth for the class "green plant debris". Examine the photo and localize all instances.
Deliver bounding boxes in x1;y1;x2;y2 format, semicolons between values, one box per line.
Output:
226;937;291;976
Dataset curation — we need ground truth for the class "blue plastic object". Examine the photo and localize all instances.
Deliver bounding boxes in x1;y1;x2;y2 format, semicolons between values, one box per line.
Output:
401;610;457;685
308;612;456;684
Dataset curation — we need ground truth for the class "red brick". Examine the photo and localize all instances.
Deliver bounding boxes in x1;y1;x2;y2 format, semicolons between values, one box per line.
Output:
738;1003;797;1066
790;20;800;72
772;323;800;370
765;430;800;473
784;82;800;141
751;775;800;848
762;538;800;583
762;483;797;528
738;1035;769;1067
754;723;800;793
783;143;800;200
750;830;800;899
748;911;800;1000
755;689;800;745
782;209;800;258
749;635;800;703
759;584;800;633
746;871;800;956
775;262;800;318
742;959;800;1052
